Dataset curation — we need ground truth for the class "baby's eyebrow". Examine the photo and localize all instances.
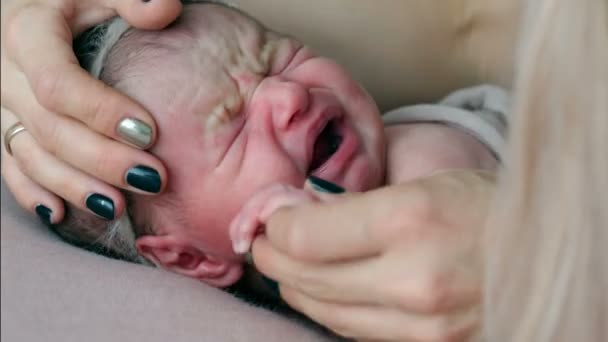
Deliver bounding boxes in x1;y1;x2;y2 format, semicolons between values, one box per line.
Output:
199;33;283;133
204;92;244;133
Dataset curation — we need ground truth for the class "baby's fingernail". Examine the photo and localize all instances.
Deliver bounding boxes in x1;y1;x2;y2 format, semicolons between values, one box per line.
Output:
126;165;162;193
308;176;345;194
35;204;52;225
117;118;153;149
233;239;250;254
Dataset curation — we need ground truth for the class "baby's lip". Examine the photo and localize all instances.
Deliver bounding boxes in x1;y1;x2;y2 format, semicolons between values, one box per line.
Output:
277;89;344;175
309;118;358;182
304;105;342;175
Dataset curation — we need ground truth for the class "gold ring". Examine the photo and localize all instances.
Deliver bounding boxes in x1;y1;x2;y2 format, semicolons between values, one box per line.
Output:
4;122;27;156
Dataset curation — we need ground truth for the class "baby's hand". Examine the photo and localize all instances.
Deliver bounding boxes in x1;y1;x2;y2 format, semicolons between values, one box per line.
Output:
229;184;318;254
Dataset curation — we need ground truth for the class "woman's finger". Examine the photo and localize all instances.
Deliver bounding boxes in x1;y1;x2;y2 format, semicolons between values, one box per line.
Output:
252;235;383;306
5;6;157;150
1;108;65;223
3;120;125;220
3;65;166;195
264;184;429;262
110;0;182;31
35;113;165;195
265;172;495;264
280;285;479;341
1;154;66;224
253;236;480;312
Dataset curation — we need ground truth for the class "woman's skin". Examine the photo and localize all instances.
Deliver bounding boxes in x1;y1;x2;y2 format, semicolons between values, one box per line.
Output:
1;0;183;222
0;0;521;340
252;170;495;341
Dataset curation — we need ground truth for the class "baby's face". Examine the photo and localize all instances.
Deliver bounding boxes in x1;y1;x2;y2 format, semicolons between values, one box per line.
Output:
116;5;385;261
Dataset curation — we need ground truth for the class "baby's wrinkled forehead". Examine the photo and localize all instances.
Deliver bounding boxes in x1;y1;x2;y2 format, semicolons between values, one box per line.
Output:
105;4;282;130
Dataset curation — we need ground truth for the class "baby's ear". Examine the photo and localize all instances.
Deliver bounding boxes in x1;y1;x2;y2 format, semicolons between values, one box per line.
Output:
135;235;243;288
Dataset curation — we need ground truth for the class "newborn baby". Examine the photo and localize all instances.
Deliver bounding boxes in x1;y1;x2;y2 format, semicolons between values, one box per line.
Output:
60;1;508;288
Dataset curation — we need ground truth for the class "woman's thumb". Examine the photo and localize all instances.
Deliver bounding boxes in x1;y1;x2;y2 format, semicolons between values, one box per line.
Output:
114;0;182;30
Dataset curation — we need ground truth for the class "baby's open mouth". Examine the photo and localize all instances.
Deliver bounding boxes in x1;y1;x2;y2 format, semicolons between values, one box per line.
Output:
307;119;343;174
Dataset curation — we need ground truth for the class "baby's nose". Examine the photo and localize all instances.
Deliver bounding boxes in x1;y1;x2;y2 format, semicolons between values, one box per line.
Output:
271;81;309;130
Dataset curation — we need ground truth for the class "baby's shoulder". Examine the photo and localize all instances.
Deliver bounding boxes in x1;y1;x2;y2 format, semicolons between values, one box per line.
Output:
382;84;510;160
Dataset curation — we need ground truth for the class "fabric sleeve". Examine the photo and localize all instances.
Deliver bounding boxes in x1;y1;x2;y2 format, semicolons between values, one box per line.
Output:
382;85;510;160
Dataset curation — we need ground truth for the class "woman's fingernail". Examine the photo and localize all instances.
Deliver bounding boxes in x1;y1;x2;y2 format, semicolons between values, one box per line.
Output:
86;193;115;220
262;276;280;295
117;118;152;149
308;175;345;194
126;165;161;193
35;204;52;225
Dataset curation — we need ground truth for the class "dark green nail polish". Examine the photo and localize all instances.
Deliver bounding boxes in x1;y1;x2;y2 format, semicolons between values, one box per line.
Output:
308;175;345;194
35;204;52;225
262;276;280;296
86;194;115;220
126;165;161;193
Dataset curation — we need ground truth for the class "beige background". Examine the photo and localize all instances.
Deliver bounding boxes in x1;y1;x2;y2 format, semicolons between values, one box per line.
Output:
233;0;522;110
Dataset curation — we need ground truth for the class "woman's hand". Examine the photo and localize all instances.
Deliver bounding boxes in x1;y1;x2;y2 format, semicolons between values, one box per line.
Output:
0;0;182;223
252;171;495;341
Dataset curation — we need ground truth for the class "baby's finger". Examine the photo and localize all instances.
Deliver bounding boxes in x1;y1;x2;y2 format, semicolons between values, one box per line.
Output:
230;184;313;254
258;188;316;222
7;6;157;150
230;185;286;252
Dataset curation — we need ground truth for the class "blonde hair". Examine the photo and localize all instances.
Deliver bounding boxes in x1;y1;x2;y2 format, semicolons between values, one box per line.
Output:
484;0;608;340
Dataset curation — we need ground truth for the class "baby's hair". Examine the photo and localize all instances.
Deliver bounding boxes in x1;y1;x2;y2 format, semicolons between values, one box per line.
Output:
55;0;234;263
